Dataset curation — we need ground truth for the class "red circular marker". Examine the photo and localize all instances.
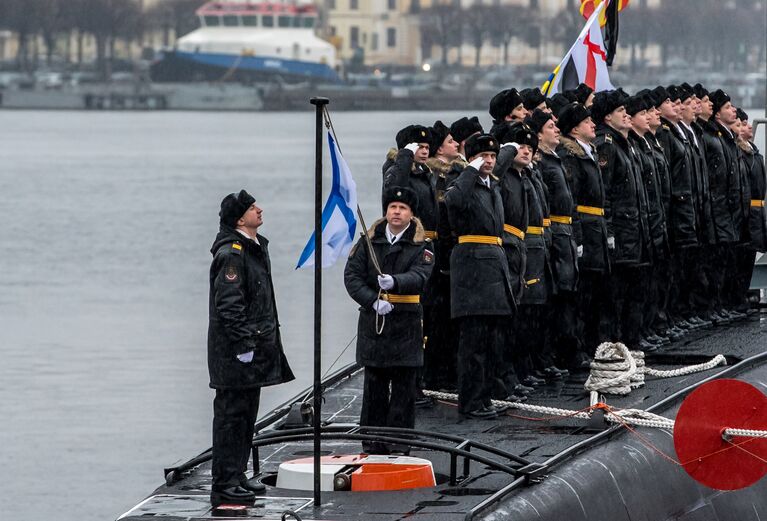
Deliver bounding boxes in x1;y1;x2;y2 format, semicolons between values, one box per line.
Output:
674;379;767;490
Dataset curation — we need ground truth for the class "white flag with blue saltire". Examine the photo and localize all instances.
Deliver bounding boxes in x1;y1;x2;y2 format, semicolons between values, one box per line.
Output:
296;132;358;269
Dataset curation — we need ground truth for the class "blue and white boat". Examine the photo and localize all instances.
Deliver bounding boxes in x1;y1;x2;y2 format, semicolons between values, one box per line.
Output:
151;0;340;83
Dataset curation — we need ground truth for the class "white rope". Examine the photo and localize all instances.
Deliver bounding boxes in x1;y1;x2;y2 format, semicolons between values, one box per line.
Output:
423;389;767;440
584;342;727;395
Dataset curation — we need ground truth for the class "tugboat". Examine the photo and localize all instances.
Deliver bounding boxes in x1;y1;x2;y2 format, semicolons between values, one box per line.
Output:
150;1;340;84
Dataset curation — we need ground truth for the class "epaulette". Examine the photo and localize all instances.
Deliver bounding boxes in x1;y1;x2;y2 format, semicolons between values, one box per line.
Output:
231;242;243;255
605;134;613;144
662;124;670;131
490;173;500;182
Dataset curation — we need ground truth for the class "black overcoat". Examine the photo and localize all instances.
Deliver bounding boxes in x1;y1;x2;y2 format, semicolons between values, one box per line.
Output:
557;137;610;273
445;164;515;318
207;228;295;390
629;131;668;255
495;145;528;301
700;119;737;243
740;141;767;252
656;119;698;247
344;218;434;367
594;125;651;266
382;148;439;233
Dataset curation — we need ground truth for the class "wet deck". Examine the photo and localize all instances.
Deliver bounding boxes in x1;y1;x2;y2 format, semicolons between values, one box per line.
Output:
119;314;767;521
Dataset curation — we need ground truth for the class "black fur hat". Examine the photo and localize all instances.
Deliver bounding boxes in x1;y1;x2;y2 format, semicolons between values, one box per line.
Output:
591;90;627;123
557;102;591;136
573;83;594;105
522;87;547;111
489;88;524;123
651;86;670;108
429;120;451;157
383;186;419;214
693;83;709;99
450;116;483;143
395;124;431;149
709;89;732;115
549;93;572;118
625;95;650;116
736;108;748;122
220;190;256;227
464;133;500;160
524;108;554;134
508;123;539;153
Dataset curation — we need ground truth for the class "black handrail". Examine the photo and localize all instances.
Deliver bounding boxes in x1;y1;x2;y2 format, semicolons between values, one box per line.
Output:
464;350;767;521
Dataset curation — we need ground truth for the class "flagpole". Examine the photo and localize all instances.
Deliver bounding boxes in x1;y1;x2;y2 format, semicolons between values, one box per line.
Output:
309;96;329;508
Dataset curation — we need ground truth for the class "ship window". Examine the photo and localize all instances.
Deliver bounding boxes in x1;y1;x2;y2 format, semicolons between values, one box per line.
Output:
303;17;315;28
278;15;292;27
262;15;274;27
293;17;302;27
242;15;258;26
223;15;239;27
204;15;221;27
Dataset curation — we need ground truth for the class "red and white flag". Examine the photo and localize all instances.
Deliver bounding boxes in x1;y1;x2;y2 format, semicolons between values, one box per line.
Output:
542;1;614;96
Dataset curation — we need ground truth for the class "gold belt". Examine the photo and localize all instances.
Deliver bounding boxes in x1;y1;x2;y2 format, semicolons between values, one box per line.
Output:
424;230;439;239
382;294;420;304
543;218;552;227
549;215;573;224
751;200;765;208
576;205;605;216
526;278;540;286
526;226;545;235
503;224;525;240
458;235;502;246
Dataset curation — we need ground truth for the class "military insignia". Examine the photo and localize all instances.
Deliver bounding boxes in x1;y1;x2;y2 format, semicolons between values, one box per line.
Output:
231;242;243;254
489;140;494;146
224;265;239;282
421;130;426;137
605;134;613;143
396;190;402;196
598;155;608;168
423;249;434;264
437;190;446;202
662;124;670;130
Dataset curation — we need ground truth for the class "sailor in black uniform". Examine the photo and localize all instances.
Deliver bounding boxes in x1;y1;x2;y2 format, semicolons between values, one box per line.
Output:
208;190;295;507
344;187;434;453
593;90;652;352
556;102;610;362
489;88;528;139
445;133;515;419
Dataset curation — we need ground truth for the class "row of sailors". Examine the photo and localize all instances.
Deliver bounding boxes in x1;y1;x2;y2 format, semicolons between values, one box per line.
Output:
344;82;766;435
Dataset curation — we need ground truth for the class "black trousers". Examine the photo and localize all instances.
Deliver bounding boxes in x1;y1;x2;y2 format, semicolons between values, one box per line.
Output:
212;387;261;491
669;247;691;321
704;244;729;313
548;290;581;366
517;304;552;372
687;245;713;317
422;274;457;391
457;315;504;414
577;269;610;357
360;366;416;453
727;245;757;311
608;264;646;349
652;255;673;332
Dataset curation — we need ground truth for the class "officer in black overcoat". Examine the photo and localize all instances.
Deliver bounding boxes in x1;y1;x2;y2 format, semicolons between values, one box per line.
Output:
344;187;434;453
556;102;610;361
709;90;750;319
208;190;295;507
445;133;515;419
489;88;528;140
423;120;467;392
653;85;698;332
626;94;670;349
737;109;767;255
529;109;582;369
593;90;652;351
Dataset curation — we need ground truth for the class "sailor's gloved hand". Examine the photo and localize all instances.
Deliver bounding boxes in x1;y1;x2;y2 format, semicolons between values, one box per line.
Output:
372;299;394;315
468;156;485;170
607;236;616;250
237;351;254;363
404;142;420;154
500;142;520;151
377;274;395;290
577;245;584;258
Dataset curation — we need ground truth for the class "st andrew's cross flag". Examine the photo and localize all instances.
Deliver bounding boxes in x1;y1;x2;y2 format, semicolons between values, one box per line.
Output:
296;132;358;269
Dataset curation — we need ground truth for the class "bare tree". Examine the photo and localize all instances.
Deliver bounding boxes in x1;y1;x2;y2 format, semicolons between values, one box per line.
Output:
419;0;463;67
488;4;518;66
463;3;492;67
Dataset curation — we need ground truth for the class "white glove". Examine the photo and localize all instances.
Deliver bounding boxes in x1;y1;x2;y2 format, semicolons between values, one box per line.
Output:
404;142;420;153
468;156;485;170
501;142;520;151
577;245;584;258
607;236;615;249
372;299;394;315
377;274;395;290
237;351;254;363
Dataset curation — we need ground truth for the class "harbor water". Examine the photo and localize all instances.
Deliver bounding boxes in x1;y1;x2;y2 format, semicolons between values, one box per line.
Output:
0;108;764;521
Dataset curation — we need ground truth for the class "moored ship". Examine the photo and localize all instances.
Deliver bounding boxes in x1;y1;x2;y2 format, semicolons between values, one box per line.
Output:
150;1;340;84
